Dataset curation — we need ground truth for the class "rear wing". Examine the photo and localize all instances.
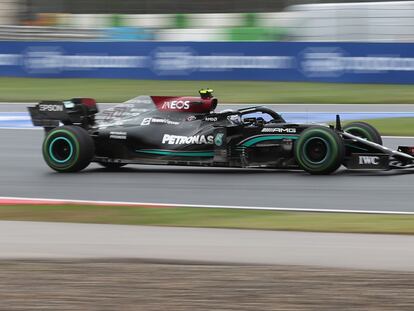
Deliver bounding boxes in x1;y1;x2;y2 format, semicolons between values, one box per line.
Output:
28;98;98;129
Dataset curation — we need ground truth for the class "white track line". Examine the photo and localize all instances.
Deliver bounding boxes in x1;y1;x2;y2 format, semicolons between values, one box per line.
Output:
382;136;414;139
1;196;413;215
0;127;39;130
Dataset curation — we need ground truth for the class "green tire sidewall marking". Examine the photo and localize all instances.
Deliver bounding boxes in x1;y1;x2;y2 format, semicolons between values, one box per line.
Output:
43;129;80;170
48;137;74;163
344;126;374;142
295;129;339;171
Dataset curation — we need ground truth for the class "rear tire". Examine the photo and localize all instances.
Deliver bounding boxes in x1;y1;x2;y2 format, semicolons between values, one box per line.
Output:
343;121;382;145
294;126;345;175
42;126;95;172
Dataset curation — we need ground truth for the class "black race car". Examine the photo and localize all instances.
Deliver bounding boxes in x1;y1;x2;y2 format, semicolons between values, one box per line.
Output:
28;89;414;175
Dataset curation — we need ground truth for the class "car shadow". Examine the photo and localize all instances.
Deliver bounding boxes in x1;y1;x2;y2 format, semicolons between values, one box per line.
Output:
87;165;295;175
83;165;414;177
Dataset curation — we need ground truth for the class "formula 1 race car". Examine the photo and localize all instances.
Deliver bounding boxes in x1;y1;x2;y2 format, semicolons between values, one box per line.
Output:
28;89;414;175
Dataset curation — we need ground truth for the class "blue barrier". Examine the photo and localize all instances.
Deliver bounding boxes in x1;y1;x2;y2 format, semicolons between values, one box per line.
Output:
0;41;414;83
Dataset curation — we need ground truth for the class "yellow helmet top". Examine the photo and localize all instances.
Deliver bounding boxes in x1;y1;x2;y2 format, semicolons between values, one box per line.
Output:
199;88;214;98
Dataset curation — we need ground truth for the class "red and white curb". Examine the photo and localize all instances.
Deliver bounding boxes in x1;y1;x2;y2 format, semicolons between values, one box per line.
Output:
0;196;413;215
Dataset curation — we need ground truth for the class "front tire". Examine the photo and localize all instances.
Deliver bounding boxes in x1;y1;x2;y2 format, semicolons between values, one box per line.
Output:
343;121;382;145
294;126;345;175
42;126;95;172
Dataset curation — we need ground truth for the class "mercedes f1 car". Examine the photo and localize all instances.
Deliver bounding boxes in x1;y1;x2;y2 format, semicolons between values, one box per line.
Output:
28;89;414;175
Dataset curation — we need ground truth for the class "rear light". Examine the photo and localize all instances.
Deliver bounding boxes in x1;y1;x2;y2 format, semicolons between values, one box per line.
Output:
71;98;98;114
80;98;97;108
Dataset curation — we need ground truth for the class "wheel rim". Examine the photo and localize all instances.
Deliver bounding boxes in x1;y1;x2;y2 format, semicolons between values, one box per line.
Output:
303;137;330;164
49;137;74;163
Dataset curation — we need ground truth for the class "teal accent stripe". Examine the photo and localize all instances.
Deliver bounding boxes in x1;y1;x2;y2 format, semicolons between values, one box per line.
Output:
49;137;73;163
136;149;214;157
242;135;298;147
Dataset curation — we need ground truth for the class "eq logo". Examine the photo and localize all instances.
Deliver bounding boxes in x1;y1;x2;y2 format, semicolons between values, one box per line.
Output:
358;156;380;165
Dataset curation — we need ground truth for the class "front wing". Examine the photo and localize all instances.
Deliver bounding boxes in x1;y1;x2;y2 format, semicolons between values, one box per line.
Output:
342;132;414;170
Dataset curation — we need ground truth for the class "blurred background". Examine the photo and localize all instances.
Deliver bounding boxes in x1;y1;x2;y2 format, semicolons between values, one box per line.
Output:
0;0;413;41
0;0;414;87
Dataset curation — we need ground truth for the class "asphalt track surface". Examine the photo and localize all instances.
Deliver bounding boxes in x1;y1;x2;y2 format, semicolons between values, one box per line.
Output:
1;221;413;271
1;103;414;270
1;128;414;212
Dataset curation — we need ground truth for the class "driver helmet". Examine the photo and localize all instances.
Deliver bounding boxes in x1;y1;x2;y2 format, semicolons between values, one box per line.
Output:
199;88;214;99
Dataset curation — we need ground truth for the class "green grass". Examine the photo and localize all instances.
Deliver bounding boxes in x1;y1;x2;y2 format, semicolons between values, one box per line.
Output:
333;118;414;136
1;77;414;104
0;204;413;234
344;118;414;136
